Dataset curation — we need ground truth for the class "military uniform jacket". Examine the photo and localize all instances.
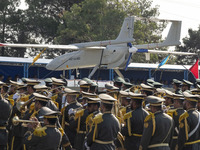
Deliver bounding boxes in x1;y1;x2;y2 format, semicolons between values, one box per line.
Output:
0;98;12;145
69;109;89;150
167;108;185;150
140;111;174;150
24;125;62;150
62;101;82;147
122;107;149;150
87;112;120;150
178;108;200;150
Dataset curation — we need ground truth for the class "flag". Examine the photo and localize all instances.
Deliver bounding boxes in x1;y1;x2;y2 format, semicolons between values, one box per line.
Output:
156;55;171;70
30;48;47;66
189;59;199;79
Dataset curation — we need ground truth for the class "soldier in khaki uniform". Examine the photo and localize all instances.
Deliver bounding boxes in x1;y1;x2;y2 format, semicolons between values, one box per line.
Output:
122;93;149;150
86;94;120;150
139;96;174;150
24;110;62;150
177;92;200;150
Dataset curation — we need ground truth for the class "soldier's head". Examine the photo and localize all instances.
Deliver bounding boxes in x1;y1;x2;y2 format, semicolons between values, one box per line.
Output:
129;92;146;110
120;91;131;107
172;79;182;90
64;88;79;103
81;91;97;106
43;111;60;125
34;93;49;110
25;79;40;94
146;96;165;113
183;92;199;110
140;83;154;96
99;94;117;113
164;90;174;106
182;79;193;92
173;94;184;108
113;76;125;90
79;80;90;93
87;97;100;113
51;77;65;93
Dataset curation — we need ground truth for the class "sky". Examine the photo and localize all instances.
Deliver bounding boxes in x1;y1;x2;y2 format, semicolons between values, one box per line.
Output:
152;0;200;43
18;0;200;44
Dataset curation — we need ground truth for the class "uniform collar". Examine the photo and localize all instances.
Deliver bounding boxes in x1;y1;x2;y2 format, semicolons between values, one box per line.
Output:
103;111;112;114
154;110;162;115
45;125;56;128
176;107;184;110
68;100;77;104
187;108;197;112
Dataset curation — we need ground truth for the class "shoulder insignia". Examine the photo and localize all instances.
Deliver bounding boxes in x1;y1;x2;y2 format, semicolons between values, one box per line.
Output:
21;95;30;102
7;98;14;106
144;113;153;122
51;94;58;101
144;122;148;128
120;107;126;116
123;111;132;120
167;109;177;117
29;102;35;113
93;113;103;124
179;111;189;123
33;126;47;137
75;109;84;120
86;113;94;125
27;134;32;141
179;122;184;128
53;101;59;109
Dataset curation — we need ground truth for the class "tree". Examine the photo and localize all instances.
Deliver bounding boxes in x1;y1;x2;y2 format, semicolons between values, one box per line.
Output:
56;0;166;63
176;27;200;65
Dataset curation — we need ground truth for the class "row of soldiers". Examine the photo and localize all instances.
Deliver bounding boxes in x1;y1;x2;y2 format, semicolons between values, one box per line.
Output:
0;76;200;150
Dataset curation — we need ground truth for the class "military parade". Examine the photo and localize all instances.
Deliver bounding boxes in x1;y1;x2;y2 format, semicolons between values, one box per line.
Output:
0;76;200;150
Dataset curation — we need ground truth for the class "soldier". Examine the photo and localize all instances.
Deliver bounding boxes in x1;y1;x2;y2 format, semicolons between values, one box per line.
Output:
177;92;200;150
113;76;125;90
61;88;82;148
69;97;100;150
86;93;120;150
122;93;149;150
34;85;58;111
146;79;155;87
164;90;174;111
167;94;185;150
172;79;182;94
24;110;62;149
140;83;154;109
51;77;65;110
139;96;174;150
182;79;193;93
0;93;12;150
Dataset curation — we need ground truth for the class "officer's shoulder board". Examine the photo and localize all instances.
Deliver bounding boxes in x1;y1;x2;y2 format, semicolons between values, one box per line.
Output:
144;113;153;122
179;111;189;123
167;109;177;117
123;111;132;120
75;109;85;120
93;113;103;124
33;126;47;137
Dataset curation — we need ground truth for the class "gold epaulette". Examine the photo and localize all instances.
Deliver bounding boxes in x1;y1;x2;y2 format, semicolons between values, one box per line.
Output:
29;102;35;113
144;112;156;136
93;113;103;124
75;109;84;120
144;113;153;122
123;111;132;120
51;94;58;101
179;112;189;123
7;98;14;106
167;109;177;118
33;126;47;137
86;113;94;125
53;101;59;109
120;107;127;116
21;95;30;102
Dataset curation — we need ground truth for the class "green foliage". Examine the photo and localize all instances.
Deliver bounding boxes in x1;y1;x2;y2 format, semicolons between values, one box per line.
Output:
176;27;200;65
